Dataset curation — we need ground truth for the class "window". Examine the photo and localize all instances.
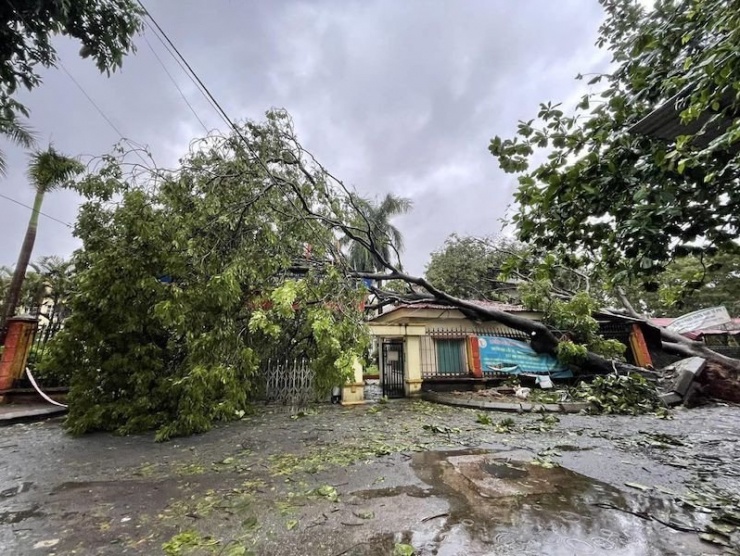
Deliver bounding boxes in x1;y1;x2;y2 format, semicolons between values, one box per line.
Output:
436;339;466;375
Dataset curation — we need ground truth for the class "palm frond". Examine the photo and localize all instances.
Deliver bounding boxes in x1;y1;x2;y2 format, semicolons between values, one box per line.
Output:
1;119;36;148
343;192;413;272
377;194;413;219
28;146;85;193
388;224;404;253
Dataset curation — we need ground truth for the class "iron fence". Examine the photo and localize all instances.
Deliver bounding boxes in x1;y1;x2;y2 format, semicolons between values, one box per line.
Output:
27;307;65;372
259;358;320;412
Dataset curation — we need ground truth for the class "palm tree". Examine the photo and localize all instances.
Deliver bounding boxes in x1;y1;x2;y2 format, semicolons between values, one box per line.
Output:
344;193;413;273
35;255;75;321
18;264;46;315
0;147;84;339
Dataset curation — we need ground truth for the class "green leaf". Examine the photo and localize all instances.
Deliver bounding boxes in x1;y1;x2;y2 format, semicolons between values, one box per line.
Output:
393;544;415;556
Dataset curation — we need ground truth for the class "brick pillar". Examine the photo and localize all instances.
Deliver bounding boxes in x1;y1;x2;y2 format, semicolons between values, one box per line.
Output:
0;316;38;394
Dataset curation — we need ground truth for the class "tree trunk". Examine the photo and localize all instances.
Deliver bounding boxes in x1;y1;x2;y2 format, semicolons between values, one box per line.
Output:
363;272;740;376
360;271;649;376
614;287;740;373
0;188;43;342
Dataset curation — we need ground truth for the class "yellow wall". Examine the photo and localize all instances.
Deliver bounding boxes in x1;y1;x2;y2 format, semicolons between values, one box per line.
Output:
405;336;423;396
341;356;366;406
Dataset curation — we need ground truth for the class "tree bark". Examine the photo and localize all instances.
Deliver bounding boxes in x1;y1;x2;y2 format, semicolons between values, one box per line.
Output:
0;188;43;342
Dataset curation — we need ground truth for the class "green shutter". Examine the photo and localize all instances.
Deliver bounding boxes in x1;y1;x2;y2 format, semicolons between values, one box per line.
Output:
436;339;465;375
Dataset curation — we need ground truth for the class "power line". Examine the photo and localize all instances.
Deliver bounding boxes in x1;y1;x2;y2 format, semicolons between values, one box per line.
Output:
4;0;154;170
136;0;247;143
57;60;154;169
57;62;129;140
0;192;73;228
142;32;210;134
139;16;229;131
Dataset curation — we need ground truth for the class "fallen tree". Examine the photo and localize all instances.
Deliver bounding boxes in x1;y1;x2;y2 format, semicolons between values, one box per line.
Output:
613;287;740;372
254;114;740;373
242;113;740;376
482;0;740;372
52;108;738;440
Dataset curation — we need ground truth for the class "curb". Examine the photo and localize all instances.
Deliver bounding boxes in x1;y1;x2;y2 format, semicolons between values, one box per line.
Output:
422;391;591;414
0;405;67;426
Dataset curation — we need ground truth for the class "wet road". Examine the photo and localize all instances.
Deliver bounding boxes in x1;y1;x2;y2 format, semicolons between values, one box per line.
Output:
1;400;739;555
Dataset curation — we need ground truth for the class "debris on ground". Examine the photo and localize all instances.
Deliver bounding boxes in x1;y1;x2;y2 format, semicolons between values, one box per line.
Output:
699;362;740;403
2;400;739;555
659;357;708;408
514;387;531;400
572;373;663;415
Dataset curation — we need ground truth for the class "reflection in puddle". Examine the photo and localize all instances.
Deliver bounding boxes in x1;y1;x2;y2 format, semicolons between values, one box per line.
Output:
352;449;722;555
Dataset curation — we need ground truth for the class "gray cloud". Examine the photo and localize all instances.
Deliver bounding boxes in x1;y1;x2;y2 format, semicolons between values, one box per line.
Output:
0;1;606;276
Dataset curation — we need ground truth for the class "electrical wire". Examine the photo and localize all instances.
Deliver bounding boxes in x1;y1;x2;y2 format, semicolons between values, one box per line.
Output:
138;15;230;131
135;0;251;146
57;60;154;169
142;32;210;134
57;61;128;141
0;192;73;228
4;0;154;170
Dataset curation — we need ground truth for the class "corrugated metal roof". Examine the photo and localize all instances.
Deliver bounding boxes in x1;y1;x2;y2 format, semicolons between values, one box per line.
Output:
630;90;737;151
373;299;528;319
650;317;675;328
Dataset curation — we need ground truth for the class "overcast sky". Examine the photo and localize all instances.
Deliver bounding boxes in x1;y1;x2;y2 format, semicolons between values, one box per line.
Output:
0;0;607;276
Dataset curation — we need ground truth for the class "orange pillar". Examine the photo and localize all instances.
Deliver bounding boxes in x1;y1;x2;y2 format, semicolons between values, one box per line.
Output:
0;316;38;393
629;323;653;368
468;336;483;377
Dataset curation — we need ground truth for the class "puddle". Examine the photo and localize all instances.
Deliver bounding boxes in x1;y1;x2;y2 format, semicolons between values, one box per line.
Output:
351;449;724;555
353;485;430;499
480;461;528;480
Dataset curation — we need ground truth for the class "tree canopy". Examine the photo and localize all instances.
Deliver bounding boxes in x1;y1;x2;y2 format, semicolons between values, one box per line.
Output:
46;112;370;440
622;248;740;317
0;0;142;168
424;234;527;301
489;0;740;283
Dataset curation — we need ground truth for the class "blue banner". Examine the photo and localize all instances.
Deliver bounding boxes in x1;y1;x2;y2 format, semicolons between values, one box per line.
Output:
478;336;572;378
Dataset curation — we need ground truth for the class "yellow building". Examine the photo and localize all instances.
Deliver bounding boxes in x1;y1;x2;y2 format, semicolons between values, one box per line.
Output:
367;301;544;398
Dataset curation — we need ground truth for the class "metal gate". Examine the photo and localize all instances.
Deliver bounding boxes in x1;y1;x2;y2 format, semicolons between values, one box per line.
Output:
381;340;405;398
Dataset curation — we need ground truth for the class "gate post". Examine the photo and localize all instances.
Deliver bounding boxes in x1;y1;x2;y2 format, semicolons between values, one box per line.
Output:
340;356;365;406
404;336;423;397
0;316;38;398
